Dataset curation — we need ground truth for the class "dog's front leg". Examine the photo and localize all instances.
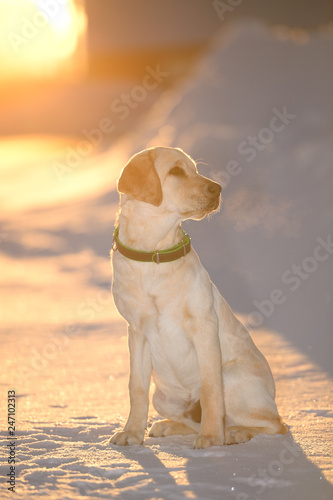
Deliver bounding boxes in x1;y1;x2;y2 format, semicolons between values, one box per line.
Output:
192;318;225;449
110;327;152;446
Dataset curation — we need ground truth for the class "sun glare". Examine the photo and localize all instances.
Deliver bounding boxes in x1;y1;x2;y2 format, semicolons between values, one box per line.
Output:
0;0;87;81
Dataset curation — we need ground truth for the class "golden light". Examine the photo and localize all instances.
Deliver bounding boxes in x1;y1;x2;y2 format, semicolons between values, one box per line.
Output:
0;0;87;82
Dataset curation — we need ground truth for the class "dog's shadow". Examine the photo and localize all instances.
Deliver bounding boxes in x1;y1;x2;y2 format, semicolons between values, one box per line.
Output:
110;430;332;500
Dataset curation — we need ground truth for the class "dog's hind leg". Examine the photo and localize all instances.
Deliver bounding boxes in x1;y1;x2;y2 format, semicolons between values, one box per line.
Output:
150;388;200;436
225;420;287;445
149;419;195;437
223;367;287;444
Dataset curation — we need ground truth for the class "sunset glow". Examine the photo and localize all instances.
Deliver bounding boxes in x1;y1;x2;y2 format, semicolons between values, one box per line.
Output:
0;0;87;81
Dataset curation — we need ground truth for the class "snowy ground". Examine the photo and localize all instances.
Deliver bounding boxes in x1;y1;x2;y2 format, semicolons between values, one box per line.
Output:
1;21;333;499
1;323;332;499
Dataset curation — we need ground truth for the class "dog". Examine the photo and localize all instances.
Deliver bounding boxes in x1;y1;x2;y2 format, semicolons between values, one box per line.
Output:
110;146;287;449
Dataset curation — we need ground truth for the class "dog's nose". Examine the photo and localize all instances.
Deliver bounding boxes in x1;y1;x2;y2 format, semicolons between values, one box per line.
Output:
204;181;222;198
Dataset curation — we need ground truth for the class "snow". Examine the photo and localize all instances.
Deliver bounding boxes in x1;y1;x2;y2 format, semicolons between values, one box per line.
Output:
1;20;333;500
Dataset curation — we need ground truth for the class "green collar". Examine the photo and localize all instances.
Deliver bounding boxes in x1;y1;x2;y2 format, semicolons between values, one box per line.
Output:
112;226;191;264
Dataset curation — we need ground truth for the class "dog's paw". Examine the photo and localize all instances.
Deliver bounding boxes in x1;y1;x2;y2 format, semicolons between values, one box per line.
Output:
109;430;143;446
225;426;252;445
149;419;195;437
193;433;224;449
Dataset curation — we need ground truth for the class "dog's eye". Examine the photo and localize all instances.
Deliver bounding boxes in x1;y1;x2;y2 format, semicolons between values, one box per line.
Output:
169;166;185;176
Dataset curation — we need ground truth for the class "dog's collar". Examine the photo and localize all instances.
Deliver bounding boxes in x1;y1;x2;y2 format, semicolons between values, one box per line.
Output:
112;226;191;264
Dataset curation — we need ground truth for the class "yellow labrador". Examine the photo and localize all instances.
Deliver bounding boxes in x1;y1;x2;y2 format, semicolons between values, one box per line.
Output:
110;146;287;449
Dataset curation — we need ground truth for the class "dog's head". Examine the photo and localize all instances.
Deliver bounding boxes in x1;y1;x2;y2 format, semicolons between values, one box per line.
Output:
117;147;221;220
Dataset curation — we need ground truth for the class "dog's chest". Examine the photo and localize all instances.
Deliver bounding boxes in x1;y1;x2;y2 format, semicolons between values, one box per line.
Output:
143;312;200;396
112;256;200;391
112;254;185;327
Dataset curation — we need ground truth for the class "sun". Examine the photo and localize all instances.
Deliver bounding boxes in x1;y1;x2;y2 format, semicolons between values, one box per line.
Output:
0;0;87;81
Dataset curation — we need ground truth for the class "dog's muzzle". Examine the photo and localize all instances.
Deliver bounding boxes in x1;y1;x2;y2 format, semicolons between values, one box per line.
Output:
203;180;222;199
203;180;222;211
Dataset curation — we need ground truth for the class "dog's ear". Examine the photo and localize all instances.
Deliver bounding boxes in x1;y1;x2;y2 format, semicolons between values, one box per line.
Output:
117;149;163;206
